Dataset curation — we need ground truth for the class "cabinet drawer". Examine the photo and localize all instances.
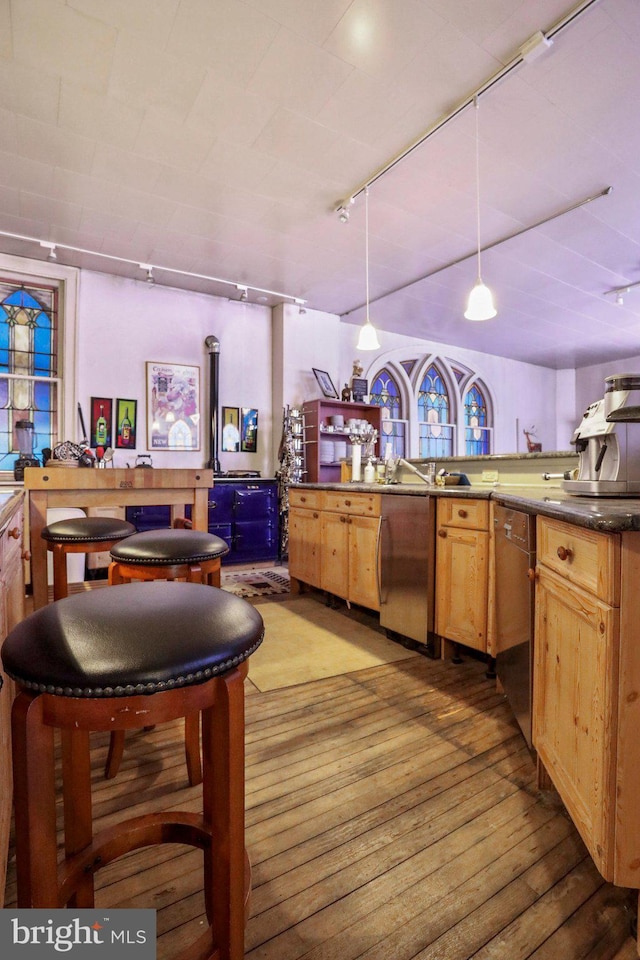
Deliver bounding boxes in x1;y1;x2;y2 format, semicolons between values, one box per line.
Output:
0;504;24;568
437;498;489;530
322;492;381;517
537;516;619;605
289;489;322;510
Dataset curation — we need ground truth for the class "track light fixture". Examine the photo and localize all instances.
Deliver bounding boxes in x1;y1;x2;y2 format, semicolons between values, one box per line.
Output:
336;198;354;223
0;229;307;308
236;285;248;301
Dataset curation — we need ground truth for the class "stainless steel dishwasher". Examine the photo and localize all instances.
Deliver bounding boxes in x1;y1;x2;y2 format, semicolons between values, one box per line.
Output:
494;504;536;748
379;495;438;657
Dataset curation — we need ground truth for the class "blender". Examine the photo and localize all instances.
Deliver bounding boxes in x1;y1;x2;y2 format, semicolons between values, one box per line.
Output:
14;420;41;480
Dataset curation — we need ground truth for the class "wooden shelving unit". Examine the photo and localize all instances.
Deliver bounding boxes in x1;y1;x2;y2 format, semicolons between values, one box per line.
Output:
302;399;381;483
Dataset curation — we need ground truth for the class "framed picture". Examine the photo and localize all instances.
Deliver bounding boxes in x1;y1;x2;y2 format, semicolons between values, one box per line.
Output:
351;377;368;401
115;398;137;449
240;407;258;453
90;397;112;448
312;368;339;399
146;361;200;450
221;406;240;452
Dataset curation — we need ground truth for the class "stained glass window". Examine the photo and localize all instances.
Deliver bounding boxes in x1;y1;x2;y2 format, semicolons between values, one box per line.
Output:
0;281;58;473
464;381;491;455
417;363;454;457
370;367;406;458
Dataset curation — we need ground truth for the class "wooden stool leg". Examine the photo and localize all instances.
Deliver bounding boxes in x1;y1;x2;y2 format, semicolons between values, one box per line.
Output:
11;692;58;907
104;731;126;779
202;666;247;960
184;712;202;787
61;728;94;906
52;543;69;600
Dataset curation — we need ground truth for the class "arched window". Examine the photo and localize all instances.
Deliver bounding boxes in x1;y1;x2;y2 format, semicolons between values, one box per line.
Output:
0;282;58;473
370;366;406;458
464;381;491;455
417;363;454;457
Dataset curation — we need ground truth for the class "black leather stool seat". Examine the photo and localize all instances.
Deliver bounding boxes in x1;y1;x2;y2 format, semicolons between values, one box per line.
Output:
110;528;229;566
2;581;264;697
41;516;136;544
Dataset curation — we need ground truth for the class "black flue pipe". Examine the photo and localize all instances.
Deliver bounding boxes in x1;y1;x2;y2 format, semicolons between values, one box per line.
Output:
204;335;220;473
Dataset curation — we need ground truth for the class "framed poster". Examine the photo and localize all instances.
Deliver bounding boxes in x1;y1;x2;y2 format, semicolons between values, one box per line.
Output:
240;407;258;453
221;406;240;452
90;397;112;448
312;368;339;399
146;361;200;450
115;398;137;449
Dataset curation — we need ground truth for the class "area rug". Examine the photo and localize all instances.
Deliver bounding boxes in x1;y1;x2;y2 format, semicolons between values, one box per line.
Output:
221;567;290;599
247;595;418;692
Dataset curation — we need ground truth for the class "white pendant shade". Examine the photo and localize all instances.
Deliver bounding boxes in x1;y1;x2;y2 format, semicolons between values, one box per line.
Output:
464;279;497;321
357;317;380;350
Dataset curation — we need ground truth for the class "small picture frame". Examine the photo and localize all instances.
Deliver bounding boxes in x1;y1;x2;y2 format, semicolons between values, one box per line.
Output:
115;398;137;449
312;368;339;399
90;397;112;448
351;377;368;401
221;406;240;452
240;408;258;453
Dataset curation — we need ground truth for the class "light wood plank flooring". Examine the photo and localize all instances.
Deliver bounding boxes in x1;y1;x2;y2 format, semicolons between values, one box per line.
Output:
4;594;638;959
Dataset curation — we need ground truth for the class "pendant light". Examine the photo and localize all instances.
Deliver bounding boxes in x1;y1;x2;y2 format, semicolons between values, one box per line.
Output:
464;96;496;322
357;186;381;350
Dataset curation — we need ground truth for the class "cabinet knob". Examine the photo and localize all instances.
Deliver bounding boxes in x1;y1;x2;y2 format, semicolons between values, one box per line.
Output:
340;516;347;523
22;549;31;561
457;509;468;519
312;512;319;519
438;529;447;538
8;526;21;539
345;499;351;506
556;545;572;561
300;496;307;503
527;567;537;581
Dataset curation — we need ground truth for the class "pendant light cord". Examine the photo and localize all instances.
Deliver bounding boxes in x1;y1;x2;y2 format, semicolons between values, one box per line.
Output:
473;95;482;282
365;185;371;319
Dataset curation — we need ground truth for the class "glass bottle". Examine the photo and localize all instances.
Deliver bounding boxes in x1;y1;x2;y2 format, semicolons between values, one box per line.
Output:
96;404;107;445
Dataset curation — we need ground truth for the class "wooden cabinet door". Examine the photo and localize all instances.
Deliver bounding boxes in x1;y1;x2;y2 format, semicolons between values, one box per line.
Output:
533;566;618;880
348;515;381;611
435;525;488;651
288;507;321;588
320;511;349;599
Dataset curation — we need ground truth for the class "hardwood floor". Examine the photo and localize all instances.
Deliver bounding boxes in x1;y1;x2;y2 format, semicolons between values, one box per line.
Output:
4;596;638;959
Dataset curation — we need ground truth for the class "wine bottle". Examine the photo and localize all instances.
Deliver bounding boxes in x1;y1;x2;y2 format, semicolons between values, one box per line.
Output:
121;407;131;445
96;404;107;445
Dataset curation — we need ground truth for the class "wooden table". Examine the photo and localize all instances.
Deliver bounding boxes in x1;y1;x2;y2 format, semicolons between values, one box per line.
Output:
25;467;213;610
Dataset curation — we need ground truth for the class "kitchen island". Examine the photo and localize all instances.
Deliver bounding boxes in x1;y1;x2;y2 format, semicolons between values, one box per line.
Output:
289;475;640;940
24;467;213;610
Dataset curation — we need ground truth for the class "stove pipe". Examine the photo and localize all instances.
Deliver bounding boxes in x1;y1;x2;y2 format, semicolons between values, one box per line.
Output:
204;335;220;473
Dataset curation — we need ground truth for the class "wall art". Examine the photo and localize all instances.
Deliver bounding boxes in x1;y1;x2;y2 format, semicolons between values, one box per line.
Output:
146;361;200;450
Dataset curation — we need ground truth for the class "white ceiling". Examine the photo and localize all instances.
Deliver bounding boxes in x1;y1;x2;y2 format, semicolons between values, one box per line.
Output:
1;0;640;369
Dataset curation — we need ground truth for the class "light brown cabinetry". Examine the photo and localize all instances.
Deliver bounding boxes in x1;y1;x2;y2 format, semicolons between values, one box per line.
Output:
533;515;640;887
435;498;489;652
302;399;381;484
289;490;381;611
0;497;26;904
288;489;322;589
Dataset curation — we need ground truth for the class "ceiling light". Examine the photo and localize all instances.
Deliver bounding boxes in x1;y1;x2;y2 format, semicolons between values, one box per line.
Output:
236;285;248;301
464;97;496;322
39;241;57;260
616;291;625;305
336;198;354;223
357;186;380;351
139;263;154;283
519;30;553;64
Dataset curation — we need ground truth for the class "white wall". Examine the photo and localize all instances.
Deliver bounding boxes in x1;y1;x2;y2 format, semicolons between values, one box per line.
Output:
575;356;640;417
77;271;273;474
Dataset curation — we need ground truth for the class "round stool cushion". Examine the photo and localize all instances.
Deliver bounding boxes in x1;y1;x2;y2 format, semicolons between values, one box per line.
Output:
42;516;136;544
110;528;229;565
1;581;264;698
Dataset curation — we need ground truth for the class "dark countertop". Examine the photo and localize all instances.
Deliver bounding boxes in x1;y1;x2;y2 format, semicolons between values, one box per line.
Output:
292;482;640;533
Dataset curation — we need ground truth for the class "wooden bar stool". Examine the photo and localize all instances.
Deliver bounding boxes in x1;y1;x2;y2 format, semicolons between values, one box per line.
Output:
41;516;136;601
106;528;230;784
2;581;263;960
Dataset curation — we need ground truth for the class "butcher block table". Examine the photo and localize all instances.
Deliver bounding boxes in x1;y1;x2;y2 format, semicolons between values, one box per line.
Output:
24;467;213;609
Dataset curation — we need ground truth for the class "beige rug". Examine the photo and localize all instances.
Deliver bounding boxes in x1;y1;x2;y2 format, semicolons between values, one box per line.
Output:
247;596;418;692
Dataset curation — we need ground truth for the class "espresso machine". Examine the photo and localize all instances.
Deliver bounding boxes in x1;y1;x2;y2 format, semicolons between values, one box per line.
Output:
14;419;41;481
563;374;640;496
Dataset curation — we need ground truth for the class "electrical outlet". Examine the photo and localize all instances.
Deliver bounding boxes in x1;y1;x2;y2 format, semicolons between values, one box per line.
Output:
482;469;499;483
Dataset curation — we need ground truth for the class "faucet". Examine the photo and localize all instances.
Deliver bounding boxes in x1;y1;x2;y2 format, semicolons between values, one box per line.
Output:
396;458;432;484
